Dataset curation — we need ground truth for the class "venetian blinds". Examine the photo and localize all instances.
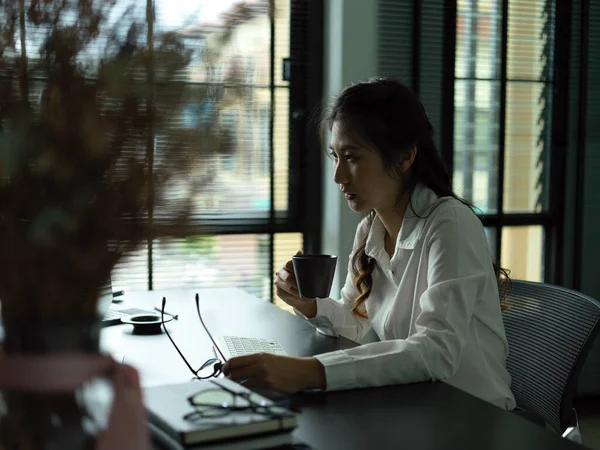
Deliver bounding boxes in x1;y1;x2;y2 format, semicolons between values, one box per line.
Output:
109;0;308;299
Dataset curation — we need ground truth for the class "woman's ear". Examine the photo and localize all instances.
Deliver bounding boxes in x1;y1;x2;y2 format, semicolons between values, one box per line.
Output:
399;146;417;173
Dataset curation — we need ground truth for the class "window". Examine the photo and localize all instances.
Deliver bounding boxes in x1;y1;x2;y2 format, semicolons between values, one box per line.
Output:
110;0;323;300
454;0;555;282
379;0;562;283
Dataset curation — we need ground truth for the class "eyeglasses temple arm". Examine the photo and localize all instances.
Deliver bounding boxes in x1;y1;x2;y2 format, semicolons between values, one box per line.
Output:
195;293;228;362
162;297;201;376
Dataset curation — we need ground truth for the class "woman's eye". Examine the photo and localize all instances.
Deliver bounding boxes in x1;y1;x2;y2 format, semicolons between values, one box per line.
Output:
329;152;338;160
345;154;357;162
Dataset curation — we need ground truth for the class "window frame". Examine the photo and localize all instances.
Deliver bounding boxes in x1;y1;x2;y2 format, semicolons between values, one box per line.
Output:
139;0;324;296
436;0;571;284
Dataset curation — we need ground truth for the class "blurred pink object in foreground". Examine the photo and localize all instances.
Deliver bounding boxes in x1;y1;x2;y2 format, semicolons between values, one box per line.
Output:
0;354;150;450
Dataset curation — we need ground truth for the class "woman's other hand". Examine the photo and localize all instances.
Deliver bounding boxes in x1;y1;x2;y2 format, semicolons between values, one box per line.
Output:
223;353;326;393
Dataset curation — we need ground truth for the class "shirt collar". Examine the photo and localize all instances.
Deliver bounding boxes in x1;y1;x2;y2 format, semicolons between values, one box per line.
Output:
365;184;440;258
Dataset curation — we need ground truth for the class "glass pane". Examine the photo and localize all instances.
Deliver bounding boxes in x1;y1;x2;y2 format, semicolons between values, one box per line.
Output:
154;0;272;85
483;227;497;262
8;1;145;74
152;85;272;219
273;233;303;312
112;243;150;292
507;0;554;81
274;0;291;86
274;88;290;212
155;0;271;85
456;0;502;79
152;235;270;299
503;82;551;212
453;80;501;213
501;226;544;282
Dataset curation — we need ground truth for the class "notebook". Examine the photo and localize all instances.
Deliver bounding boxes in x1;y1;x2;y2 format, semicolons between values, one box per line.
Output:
148;421;297;450
145;378;297;447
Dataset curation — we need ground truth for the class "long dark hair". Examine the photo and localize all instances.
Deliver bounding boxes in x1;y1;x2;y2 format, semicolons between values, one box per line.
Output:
321;77;509;317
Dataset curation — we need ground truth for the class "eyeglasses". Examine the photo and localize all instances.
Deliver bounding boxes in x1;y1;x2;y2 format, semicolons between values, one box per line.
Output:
160;293;228;380
161;293;294;421
183;385;293;422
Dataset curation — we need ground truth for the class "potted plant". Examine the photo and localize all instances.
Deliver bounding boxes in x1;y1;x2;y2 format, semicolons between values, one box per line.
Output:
0;0;270;447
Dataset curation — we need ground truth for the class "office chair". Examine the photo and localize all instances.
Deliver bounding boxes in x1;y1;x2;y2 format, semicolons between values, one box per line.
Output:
502;280;600;443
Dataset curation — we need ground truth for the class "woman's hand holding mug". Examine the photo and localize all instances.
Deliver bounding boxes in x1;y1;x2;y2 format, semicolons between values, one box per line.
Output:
274;251;317;318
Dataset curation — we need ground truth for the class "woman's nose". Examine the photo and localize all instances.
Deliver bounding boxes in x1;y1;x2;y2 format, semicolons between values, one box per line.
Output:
333;161;348;184
333;161;349;185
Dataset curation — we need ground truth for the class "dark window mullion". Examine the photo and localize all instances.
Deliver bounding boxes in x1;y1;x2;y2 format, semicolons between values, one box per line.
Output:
268;5;276;303
302;0;324;254
412;0;422;95
290;0;323;254
496;0;509;264
573;0;590;290
442;0;456;176
546;0;569;284
146;0;156;290
479;213;554;227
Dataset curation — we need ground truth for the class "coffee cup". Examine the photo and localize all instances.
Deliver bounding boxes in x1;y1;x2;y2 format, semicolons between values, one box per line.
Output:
292;254;337;299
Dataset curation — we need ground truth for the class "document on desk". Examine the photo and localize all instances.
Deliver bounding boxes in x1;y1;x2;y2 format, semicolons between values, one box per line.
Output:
145;378;297;447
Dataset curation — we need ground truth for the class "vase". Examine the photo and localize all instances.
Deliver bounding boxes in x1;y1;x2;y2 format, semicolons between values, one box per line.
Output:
0;317;115;449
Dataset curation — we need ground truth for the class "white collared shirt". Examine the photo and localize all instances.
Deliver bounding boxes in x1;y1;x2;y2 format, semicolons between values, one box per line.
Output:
298;185;516;410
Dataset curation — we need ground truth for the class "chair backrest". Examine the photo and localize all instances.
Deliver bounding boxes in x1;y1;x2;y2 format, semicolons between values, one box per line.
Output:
502;280;600;434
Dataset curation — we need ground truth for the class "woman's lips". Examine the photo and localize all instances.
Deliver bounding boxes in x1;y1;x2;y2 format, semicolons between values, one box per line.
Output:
345;193;356;200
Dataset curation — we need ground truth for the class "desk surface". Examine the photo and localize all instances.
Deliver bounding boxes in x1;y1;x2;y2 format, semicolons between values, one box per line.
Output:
101;287;587;450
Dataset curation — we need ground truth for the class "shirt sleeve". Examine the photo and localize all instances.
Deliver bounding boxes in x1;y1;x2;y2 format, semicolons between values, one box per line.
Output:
294;218;372;343
314;206;492;391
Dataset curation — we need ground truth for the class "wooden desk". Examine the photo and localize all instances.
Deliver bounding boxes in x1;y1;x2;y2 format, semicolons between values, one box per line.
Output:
101;287;587;450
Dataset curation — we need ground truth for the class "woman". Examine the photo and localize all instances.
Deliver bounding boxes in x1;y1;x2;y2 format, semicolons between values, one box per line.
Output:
223;77;516;410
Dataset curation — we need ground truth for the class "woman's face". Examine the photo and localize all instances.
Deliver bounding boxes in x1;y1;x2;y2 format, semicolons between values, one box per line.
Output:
329;121;403;214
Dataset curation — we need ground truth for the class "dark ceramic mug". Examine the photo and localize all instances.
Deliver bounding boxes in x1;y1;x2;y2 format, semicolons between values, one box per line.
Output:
292;254;337;299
